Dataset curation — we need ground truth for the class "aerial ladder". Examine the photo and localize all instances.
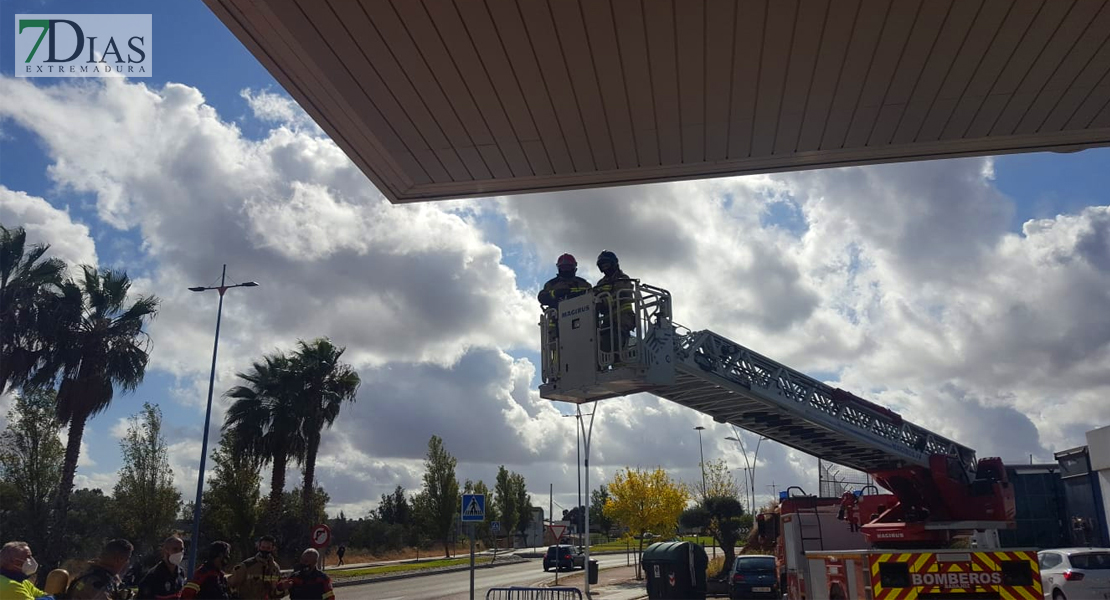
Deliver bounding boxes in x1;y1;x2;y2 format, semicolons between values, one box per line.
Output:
539;282;1040;600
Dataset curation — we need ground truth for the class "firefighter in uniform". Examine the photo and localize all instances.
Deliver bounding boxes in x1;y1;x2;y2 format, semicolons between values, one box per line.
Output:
181;542;231;600
227;536;283;600
593;250;636;357
538;254;591;309
538;253;592;367
136;536;186;600
66;539;134;600
279;549;334;600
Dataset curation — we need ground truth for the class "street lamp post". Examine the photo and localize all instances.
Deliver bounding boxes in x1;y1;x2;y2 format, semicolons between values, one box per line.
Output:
694;426;707;498
579;406;599;597
563;411;582;545
186;264;257;575
563;408;593;546
725;433;767;513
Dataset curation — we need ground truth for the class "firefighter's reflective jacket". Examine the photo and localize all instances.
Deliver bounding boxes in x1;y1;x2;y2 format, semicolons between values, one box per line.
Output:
594;271;636;332
538;274;591;309
227;555;283;600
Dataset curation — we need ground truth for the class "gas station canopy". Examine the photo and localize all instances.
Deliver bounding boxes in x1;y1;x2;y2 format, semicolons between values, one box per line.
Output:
203;0;1110;203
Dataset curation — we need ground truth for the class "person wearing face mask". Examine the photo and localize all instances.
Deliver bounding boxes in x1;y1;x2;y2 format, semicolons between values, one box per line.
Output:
279;549;333;600
0;541;48;600
136;536;186;600
66;539;134;599
227;536;282;600
180;542;231;600
593;250;637;358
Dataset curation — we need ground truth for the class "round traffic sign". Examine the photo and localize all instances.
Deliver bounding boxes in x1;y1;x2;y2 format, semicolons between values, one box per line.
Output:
311;524;331;548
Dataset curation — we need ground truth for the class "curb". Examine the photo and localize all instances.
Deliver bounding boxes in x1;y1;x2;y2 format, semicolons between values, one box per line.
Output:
514;549;633;559
330;556;529;588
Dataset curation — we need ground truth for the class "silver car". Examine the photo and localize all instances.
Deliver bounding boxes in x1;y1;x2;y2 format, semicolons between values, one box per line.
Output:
1038;547;1110;599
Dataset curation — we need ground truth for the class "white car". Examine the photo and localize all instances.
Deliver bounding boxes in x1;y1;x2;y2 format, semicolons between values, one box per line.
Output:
1038;547;1110;600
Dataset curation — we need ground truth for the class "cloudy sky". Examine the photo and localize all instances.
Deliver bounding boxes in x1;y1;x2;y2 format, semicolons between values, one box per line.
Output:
2;0;1109;521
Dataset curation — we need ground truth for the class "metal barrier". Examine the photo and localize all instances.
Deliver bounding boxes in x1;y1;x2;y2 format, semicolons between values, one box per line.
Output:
485;587;584;600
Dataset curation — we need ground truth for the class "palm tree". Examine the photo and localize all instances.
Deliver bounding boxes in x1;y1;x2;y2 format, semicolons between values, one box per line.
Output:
0;225;67;393
49;266;159;554
223;352;306;524
290;338;360;530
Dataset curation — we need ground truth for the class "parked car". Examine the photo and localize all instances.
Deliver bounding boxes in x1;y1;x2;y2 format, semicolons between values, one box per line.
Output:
1038;547;1110;599
727;555;779;599
543;545;586;571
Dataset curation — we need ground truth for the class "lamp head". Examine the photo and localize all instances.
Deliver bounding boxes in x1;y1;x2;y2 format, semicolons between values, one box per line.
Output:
188;287;206;292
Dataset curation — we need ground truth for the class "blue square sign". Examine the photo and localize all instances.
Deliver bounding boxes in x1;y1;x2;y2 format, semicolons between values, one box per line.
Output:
461;493;485;522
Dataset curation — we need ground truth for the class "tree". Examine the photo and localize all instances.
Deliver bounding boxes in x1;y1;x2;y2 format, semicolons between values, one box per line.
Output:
697;459;741;502
493;466;518;548
290;338;360;533
275;484;330;561
64;488;119;564
0;387;64;551
590;485;613;536
418;435;459;558
112;403;182;559
603;467;690;579
223;352;305;527
681;496;745;576
0;225;67;394
49;266;159;563
510;473;532;540
376;485;411;526
200;431;263;560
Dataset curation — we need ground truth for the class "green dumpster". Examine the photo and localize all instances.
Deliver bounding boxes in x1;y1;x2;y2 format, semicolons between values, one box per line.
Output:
641;541;708;600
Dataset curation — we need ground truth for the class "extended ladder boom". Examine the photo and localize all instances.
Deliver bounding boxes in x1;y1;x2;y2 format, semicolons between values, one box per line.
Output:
539;282;1014;543
539;282;976;476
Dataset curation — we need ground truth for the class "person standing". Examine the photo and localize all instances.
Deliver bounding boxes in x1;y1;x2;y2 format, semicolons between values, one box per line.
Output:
537;254;592;310
335;545;345;567
227;535;282;600
281;549;334;600
180;542;231;600
593;250;636;356
66;539;134;599
0;541;47;600
136;536;187;600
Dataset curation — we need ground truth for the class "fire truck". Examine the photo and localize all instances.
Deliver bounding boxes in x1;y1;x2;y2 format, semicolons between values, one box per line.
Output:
539;282;1042;600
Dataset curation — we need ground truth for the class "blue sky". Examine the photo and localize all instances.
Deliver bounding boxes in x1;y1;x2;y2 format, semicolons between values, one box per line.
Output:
2;0;1109;516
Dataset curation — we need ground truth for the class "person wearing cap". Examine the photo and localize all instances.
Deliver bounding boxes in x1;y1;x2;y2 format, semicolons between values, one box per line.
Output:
537;254;591;309
0;541;47;600
593;250;636;356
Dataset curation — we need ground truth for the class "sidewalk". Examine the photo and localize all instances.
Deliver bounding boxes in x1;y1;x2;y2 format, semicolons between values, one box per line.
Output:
545;565;647;600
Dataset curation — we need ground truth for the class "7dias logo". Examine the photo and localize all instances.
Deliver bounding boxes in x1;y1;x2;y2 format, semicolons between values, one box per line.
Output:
15;14;152;78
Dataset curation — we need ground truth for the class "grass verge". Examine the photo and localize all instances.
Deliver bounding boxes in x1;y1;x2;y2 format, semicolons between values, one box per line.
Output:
329;556;494;579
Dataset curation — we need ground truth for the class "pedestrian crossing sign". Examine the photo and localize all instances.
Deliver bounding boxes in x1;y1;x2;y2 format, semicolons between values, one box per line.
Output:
461;493;485;522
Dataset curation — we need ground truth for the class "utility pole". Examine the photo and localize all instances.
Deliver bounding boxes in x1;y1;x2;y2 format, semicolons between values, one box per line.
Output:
550;483;557;586
694;426;706;498
185;265;258;575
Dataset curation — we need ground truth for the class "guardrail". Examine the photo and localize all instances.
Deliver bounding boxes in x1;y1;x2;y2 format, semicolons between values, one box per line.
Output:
486;587;584;600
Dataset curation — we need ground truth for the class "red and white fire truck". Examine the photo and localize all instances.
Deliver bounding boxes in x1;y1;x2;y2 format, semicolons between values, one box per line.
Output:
539;282;1042;599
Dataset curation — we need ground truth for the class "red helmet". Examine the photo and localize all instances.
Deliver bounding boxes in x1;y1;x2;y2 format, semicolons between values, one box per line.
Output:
556;254;577;269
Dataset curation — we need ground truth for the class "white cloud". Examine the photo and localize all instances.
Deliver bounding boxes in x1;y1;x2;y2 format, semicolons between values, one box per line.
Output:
0;186;98;267
239;88;322;134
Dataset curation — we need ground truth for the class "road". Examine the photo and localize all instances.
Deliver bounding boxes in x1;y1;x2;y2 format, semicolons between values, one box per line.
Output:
335;553;634;600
